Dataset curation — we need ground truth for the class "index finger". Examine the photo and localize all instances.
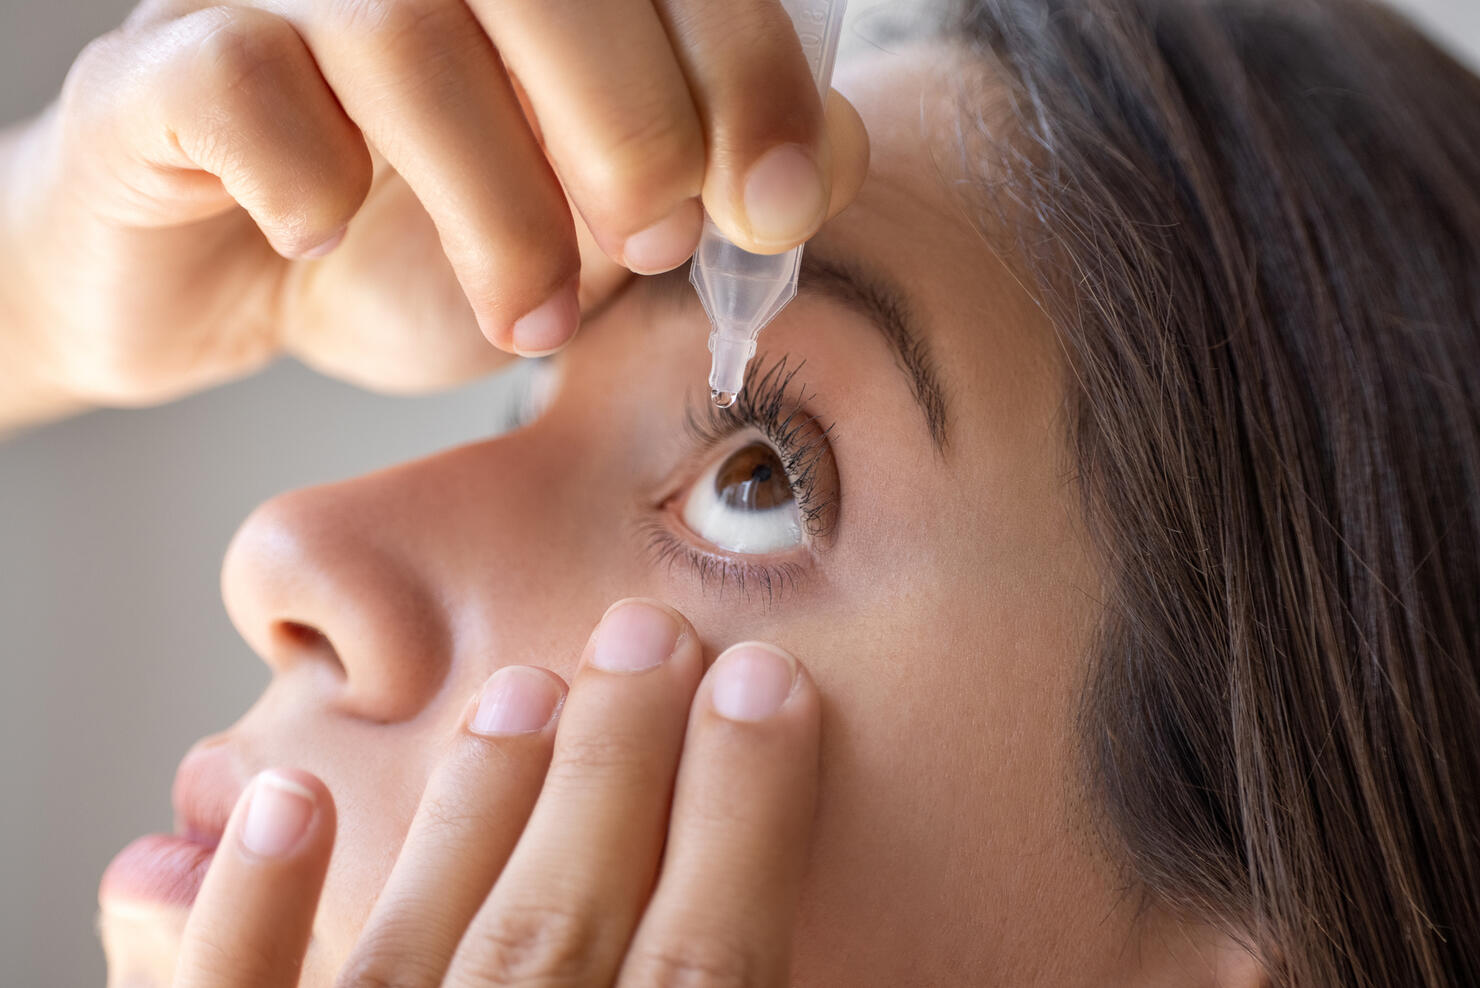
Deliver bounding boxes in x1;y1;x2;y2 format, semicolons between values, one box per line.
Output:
615;642;820;987
173;769;335;988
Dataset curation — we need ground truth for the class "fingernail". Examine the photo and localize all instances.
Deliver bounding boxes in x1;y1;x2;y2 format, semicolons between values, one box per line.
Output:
590;600;680;673
710;644;797;722
742;144;827;247
471;666;564;736
300;225;347;259
622;198;702;274
512;278;580;357
241;771;315;857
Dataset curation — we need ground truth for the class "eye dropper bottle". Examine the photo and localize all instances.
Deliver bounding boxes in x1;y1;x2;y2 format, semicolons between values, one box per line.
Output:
690;0;848;408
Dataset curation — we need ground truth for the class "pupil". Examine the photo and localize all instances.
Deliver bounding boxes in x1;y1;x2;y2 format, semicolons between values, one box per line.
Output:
714;443;792;511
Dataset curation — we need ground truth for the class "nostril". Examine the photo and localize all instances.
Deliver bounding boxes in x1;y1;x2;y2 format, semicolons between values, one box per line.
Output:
221;483;452;721
272;620;346;675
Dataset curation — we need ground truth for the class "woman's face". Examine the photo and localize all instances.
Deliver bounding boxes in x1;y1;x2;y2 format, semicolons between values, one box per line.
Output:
98;43;1233;987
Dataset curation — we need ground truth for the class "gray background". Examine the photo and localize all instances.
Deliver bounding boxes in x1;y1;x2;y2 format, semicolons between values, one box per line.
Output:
2;1;1477;984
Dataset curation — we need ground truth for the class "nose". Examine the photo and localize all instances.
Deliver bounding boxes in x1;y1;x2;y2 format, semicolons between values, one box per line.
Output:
220;468;453;723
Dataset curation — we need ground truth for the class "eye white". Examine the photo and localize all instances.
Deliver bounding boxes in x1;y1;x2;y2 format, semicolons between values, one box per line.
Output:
680;444;803;555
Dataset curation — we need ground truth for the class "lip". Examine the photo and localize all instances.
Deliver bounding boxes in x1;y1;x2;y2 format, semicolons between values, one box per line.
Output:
99;743;246;907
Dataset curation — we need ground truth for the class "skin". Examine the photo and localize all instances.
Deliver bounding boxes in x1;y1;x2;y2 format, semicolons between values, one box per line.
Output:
85;41;1268;988
0;0;868;431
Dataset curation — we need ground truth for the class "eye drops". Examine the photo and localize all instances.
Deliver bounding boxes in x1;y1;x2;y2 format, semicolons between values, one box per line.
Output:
690;0;848;408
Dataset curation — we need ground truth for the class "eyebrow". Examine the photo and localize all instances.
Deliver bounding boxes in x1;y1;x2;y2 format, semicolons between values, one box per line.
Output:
644;251;950;450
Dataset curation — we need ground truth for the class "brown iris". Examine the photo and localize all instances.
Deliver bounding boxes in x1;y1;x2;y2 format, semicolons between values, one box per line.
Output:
714;442;793;511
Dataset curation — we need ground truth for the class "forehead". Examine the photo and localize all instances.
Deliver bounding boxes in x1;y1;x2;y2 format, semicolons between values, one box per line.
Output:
823;43;1065;467
827;43;981;252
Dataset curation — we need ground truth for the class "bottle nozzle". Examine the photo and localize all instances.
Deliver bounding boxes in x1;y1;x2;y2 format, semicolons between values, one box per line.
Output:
687;0;847;407
707;331;756;409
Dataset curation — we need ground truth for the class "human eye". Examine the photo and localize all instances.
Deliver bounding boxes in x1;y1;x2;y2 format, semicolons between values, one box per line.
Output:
648;356;839;602
681;439;803;553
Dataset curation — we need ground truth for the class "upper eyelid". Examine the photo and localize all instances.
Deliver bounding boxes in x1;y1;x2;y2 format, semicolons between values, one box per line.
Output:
681;355;830;455
678;355;840;543
681;385;817;501
638;357;840;606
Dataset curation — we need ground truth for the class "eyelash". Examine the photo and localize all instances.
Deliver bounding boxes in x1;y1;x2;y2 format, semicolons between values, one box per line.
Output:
644;354;838;605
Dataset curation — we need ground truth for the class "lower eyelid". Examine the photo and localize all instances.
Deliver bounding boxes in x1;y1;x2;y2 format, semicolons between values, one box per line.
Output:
639;516;813;607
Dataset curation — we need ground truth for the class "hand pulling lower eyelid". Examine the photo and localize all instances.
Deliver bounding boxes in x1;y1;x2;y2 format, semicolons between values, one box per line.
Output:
690;0;849;410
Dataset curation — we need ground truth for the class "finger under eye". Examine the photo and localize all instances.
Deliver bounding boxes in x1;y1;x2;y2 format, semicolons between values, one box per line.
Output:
464;0;707;274
446;599;703;985
617;642;819;986
336;666;566;988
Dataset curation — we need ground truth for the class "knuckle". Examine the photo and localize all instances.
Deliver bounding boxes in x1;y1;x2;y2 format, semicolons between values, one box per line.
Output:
336;968;416;988
337;898;480;988
329;0;471;56
549;728;646;781
337;943;443;988
681;18;822;150
183;930;280;986
579;105;703;228
623;937;756;988
189;7;298;97
665;0;780;55
415;788;495;840
166;10;363;249
460;245;579;328
338;977;421;988
462;903;600;983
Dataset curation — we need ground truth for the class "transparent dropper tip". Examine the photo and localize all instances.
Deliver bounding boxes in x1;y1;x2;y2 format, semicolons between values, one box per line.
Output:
690;0;846;411
707;331;755;411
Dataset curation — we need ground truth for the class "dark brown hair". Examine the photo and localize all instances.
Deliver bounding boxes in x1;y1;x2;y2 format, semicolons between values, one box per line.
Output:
948;0;1480;984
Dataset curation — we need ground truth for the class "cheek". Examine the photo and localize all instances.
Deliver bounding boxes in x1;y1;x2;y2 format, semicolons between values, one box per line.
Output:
301;771;426;982
780;594;1111;984
761;458;1112;978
